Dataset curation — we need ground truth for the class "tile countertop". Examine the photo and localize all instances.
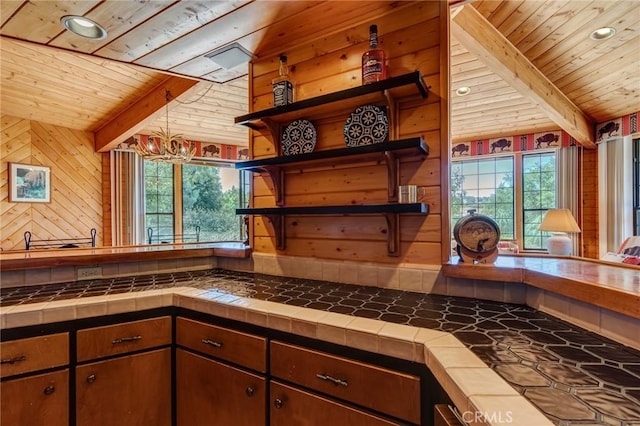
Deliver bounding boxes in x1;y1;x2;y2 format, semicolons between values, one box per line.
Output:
2;270;640;426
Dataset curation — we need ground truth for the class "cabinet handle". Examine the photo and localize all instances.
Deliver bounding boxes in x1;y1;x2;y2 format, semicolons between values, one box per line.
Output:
43;385;55;395
86;374;96;384
274;398;284;409
245;386;255;397
201;339;223;349
112;335;142;344
1;355;27;364
316;373;348;387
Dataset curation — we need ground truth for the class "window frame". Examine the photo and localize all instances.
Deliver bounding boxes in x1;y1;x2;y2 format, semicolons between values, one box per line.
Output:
521;151;558;250
142;160;246;244
451;149;558;252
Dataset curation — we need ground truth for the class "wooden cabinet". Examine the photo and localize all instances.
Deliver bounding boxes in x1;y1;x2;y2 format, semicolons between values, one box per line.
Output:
76;348;171;426
0;332;70;426
1;369;69;426
176;349;266;426
75;317;172;426
176;317;268;426
270;381;400;426
270;341;421;424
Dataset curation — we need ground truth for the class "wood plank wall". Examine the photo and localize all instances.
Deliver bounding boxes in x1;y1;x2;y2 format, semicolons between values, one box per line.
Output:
0;116;103;251
247;2;449;265
580;147;598;258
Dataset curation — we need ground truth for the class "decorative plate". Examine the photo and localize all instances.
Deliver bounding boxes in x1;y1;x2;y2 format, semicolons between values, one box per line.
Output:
343;105;389;147
282;119;317;156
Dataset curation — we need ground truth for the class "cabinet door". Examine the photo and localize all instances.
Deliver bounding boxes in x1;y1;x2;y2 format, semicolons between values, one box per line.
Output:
176;349;266;426
76;348;171;426
1;369;69;426
270;381;401;426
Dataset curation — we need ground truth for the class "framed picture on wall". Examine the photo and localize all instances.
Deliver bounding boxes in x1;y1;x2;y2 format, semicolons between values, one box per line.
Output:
8;163;51;203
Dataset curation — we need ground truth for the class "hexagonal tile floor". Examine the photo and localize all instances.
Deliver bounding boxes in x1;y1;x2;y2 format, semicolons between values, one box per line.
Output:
2;269;639;425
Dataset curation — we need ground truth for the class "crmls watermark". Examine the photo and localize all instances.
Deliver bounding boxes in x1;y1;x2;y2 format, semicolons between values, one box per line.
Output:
461;410;514;424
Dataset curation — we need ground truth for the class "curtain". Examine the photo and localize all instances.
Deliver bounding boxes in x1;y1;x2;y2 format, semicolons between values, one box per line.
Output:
598;136;633;254
110;150;145;245
557;145;580;255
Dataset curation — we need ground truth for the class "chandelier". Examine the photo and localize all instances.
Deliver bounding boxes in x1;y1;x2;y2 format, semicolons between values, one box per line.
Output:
135;89;196;163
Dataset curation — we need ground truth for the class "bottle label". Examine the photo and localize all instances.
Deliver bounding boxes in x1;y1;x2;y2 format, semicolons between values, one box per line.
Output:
273;81;293;107
362;57;384;84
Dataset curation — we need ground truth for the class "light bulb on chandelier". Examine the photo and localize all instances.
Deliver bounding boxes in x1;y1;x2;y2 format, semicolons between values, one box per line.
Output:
135;89;196;164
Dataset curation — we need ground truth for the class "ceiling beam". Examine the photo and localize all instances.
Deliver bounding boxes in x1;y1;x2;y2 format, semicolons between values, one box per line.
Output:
94;76;200;152
452;5;596;148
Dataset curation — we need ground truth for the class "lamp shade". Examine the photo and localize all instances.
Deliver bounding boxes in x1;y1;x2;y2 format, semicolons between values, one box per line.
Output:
539;209;581;233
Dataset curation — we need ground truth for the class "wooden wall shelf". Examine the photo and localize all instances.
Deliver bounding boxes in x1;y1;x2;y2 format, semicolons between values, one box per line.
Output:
237;204;429;256
236;137;428;206
235;72;430;258
234;71;428;131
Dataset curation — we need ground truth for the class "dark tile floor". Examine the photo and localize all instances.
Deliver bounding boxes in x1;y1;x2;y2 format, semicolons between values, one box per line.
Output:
2;269;639;425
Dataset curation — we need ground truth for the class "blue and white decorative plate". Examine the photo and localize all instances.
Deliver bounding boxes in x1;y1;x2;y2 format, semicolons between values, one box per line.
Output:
282;119;317;156
343;105;389;147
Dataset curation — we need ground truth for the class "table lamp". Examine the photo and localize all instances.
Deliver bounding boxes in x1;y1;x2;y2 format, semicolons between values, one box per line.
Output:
539;209;581;255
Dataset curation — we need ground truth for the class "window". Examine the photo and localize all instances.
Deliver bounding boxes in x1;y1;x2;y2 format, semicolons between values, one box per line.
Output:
143;161;247;244
522;152;557;249
451;151;557;251
182;164;243;241
144;161;174;239
634;138;640;236
451;157;514;239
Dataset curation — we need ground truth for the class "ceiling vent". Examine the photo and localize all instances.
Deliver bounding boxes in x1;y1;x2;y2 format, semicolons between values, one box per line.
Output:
204;43;254;69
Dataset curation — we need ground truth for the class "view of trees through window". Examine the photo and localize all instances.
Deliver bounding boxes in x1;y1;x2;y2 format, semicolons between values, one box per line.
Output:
144;162;174;239
451;151;557;251
182;164;241;241
144;161;243;244
522;152;557;249
451;157;515;240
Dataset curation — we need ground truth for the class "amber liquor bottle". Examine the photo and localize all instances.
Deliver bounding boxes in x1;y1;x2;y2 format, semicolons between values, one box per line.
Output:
272;55;294;107
362;24;387;85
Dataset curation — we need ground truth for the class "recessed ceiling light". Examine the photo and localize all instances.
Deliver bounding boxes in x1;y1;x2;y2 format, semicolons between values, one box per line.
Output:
60;15;107;40
590;27;616;40
456;86;471;96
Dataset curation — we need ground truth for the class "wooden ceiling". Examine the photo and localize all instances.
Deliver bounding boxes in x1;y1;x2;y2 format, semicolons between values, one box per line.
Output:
1;1;638;150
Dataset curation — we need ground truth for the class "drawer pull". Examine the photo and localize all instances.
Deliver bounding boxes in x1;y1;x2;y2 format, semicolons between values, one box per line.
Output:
316;373;348;387
245;386;255;397
274;398;284;409
201;339;223;349
1;355;27;365
86;374;96;384
43;385;55;395
112;335;142;344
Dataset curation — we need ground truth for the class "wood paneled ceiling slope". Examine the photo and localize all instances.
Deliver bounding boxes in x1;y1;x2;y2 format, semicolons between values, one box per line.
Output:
1;1;638;151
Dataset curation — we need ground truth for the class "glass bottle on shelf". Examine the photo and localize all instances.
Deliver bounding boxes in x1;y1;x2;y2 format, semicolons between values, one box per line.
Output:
362;24;387;85
272;55;294;107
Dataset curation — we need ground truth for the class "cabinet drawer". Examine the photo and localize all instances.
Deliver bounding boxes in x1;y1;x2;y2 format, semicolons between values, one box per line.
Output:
270;381;401;426
176;317;267;373
77;316;171;362
0;333;69;378
270;341;421;424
